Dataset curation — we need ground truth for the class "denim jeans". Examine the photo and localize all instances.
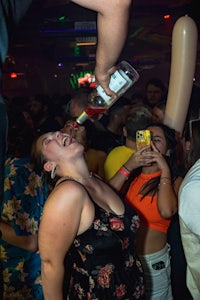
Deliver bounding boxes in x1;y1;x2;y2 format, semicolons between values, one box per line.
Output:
139;244;173;300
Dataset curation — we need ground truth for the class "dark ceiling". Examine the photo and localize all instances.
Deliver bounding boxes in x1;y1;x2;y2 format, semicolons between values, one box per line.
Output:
3;0;200;96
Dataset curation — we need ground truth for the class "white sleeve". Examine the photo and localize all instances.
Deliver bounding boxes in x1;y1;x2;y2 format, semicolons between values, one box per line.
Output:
179;179;200;238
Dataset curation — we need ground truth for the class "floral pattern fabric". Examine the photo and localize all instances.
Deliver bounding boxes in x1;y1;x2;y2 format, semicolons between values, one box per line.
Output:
66;197;145;299
0;157;48;300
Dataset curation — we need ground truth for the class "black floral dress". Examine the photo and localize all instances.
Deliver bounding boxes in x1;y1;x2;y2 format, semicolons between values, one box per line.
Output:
64;186;145;299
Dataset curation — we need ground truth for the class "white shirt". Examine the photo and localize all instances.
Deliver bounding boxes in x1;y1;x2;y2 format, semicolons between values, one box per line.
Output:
178;158;200;238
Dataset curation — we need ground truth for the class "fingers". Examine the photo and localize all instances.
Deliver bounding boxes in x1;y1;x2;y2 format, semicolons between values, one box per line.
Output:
150;141;159;152
95;66;118;97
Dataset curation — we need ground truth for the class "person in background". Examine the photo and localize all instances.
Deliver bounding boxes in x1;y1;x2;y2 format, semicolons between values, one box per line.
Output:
143;78;167;111
92;98;131;154
65;88;106;149
31;130;145;299
104;106;152;181
109;123;182;300
130;92;145;108
0;110;49;299
28;94;61;134
178;119;200;300
152;101;166;124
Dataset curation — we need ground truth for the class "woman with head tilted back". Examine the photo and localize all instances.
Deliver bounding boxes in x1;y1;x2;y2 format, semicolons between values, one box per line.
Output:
31;130;145;299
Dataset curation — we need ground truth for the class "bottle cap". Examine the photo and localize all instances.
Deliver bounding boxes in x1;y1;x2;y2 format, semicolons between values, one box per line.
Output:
76;111;89;125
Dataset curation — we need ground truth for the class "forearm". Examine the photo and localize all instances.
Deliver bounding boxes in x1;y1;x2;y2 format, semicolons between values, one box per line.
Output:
109;157;137;191
0;220;38;251
158;175;178;218
109;169;129;191
41;261;65;300
95;0;131;74
71;0;132;86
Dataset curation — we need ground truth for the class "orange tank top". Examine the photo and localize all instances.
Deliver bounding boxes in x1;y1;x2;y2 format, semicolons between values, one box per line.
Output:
126;171;170;233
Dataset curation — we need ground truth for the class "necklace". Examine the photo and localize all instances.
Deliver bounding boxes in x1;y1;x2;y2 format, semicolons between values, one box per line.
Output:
55;172;93;186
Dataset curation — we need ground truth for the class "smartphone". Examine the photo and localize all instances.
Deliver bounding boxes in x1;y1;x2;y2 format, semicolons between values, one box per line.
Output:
136;130;151;150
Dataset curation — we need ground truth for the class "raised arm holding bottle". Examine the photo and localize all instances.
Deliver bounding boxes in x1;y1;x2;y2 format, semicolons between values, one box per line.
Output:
72;0;132;96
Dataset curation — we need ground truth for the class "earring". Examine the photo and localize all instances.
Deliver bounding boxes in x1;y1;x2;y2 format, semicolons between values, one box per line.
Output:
51;166;56;179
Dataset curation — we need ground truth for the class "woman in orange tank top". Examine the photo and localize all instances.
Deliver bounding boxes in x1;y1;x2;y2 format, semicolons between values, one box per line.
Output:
110;123;183;300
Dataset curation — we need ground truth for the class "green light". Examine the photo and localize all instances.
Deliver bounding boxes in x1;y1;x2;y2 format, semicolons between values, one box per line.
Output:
74;46;81;57
58;16;65;21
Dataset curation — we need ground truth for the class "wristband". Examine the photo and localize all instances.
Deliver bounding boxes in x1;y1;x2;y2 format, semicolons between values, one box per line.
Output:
118;167;130;178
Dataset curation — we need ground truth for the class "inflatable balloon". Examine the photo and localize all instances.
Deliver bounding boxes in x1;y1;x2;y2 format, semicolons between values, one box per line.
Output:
164;15;198;135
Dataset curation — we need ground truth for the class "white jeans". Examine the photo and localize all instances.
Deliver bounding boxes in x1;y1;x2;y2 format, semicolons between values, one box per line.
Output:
139;244;173;300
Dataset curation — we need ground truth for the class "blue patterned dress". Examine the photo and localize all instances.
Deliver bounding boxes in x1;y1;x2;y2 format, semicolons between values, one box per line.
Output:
0;157;48;300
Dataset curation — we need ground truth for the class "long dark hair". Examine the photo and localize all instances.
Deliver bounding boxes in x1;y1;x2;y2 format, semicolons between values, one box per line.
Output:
121;122;178;200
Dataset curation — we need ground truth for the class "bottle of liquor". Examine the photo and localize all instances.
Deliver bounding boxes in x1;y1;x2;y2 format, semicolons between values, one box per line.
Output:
75;61;139;125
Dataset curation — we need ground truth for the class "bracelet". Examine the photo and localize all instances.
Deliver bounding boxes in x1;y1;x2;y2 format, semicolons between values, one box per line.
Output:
118;167;130;178
122;164;131;173
160;176;171;181
159;181;172;186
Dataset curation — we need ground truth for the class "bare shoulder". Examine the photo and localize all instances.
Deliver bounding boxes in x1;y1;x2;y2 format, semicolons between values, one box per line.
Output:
44;179;87;213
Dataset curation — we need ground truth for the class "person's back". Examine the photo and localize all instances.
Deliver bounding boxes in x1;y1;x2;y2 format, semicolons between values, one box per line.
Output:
92;99;130;154
104;107;152;181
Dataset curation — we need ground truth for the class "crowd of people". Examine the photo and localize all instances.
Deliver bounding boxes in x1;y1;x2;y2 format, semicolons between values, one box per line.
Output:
1;1;200;300
1;78;200;300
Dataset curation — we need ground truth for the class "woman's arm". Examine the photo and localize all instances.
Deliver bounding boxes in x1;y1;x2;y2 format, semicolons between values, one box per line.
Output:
39;182;85;300
0;220;38;251
71;0;132;95
147;144;178;218
109;146;152;191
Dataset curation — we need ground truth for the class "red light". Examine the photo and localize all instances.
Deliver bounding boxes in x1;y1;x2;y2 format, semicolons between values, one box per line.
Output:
89;82;96;88
164;14;171;19
10;72;17;78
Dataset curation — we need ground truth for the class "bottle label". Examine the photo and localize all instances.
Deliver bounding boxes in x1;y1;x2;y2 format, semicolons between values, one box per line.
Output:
97;70;128;104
